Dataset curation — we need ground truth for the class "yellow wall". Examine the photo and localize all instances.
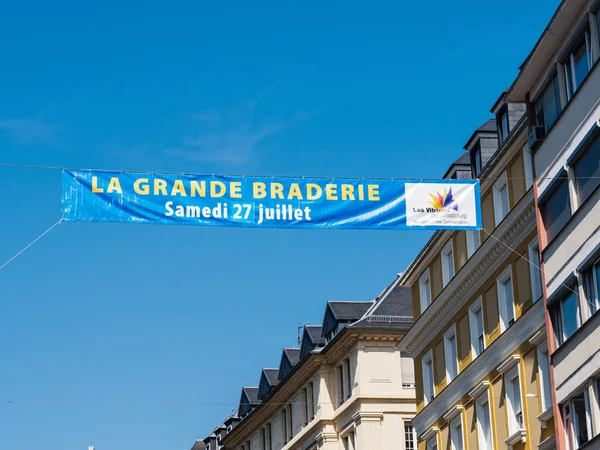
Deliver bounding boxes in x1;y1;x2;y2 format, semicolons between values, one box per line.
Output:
492;376;508;449
457;314;471;371
481;194;494;243
441;424;450;450
515;252;533;317
484;285;500;344
509;151;526;209
455;231;468;271
465;401;478;450
431;256;443;300
434;340;446;393
523;350;541;450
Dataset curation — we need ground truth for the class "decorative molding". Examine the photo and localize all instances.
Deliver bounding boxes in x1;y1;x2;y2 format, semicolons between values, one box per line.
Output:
529;328;547;346
352;411;384;424
468;381;490;399
537;407;553;428
442;405;463;422
412;299;544;436
420;426;439;441
497;355;521;373
403;193;536;357
316;432;338;444
504;429;526;449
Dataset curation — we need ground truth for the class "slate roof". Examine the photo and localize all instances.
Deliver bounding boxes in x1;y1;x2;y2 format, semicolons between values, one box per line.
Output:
327;301;373;321
453;152;472;165
263;368;280;387
464;119;498;150
284;348;300;365
304;325;325;346
191;440;205;450
351;281;413;330
242;387;259;405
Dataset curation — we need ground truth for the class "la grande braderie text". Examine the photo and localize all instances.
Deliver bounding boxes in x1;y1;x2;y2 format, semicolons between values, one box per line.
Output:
90;176;382;225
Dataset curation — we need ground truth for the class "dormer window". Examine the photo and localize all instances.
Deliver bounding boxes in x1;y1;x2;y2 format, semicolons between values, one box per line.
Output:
497;108;510;144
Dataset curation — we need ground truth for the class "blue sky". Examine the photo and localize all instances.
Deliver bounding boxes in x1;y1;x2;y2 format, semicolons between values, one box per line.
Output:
0;1;559;449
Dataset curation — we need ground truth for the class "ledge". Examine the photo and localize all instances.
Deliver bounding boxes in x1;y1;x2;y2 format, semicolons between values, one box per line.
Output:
497;355;521;373
505;429;526;449
468;381;490;399
443;405;463;422
420;426;439;441
537;407;553;428
538;435;556;450
529;328;546;346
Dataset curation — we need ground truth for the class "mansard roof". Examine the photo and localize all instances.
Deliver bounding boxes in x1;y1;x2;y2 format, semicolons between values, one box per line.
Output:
191;440;205;450
322;301;372;336
258;368;280;400
299;325;324;359
238;386;259;417
278;348;300;381
464;119;498;150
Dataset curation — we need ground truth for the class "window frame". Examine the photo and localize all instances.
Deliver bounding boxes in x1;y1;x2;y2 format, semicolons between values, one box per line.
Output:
420;269;433;313
540;172;572;243
422;350;435;405
476;391;493;450
469;297;485;359
345;358;352;399
551;286;581;346
534;73;561;133
537;341;553;412
528;238;543;303
466;230;481;259
497;266;516;332
450;414;465;450
523;146;534;190
505;365;525;434
564;27;593;101
441;239;456;287
405;422;416;450
493;173;510;226
564;389;594;449
444;325;459;383
472;143;483;178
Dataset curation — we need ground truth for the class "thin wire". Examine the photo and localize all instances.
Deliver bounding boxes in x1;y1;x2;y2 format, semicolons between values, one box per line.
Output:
482;228;584;301
0;219;63;272
0;162;598;182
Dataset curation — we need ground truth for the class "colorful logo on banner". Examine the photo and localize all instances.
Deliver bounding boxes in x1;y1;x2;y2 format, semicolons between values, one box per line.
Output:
61;170;482;230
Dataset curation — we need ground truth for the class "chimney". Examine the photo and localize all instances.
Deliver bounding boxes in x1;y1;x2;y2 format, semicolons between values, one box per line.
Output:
89;446;95;450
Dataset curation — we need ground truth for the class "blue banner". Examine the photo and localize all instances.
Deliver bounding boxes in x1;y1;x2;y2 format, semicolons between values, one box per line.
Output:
61;170;481;230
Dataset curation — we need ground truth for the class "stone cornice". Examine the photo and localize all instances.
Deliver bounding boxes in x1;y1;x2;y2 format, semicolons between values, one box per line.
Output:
402;191;536;357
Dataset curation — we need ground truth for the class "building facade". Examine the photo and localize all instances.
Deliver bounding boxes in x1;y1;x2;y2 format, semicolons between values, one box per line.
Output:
508;1;600;449
399;96;556;450
217;280;417;450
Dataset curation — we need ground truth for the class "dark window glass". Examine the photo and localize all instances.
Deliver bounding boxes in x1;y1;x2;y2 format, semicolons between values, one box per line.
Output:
573;393;590;446
499;111;510;142
562;292;578;341
573;133;600;205
535;76;561;132
565;31;592;99
472;144;482;177
541;175;571;242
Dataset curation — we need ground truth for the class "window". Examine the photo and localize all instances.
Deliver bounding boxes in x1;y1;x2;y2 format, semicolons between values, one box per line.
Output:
303;388;309;425
427;437;438;450
493;175;510;226
405;422;415;450
476;394;492;450
266;424;272;450
401;351;416;388
288;404;293;438
444;326;459;383
420;270;432;313
528;238;543;303
497;267;516;332
473;143;483;177
422;351;434;405
537;343;552;411
469;298;485;358
564;391;592;449
541;175;572;242
441;240;455;287
450;416;464;450
505;367;524;433
523;147;534;190
466;230;481;258
535;75;561;132
343;432;356;450
262;427;267;450
338;365;345;406
282;408;288;443
564;30;592;100
573;132;600;207
550;287;580;346
345;358;352;398
206;444;211;450
308;382;315;419
498;110;510;143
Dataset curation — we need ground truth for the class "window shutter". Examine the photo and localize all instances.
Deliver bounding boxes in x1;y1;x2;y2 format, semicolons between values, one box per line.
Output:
484;406;492;450
401;352;415;385
574;134;600;206
512;377;523;427
542;176;572;242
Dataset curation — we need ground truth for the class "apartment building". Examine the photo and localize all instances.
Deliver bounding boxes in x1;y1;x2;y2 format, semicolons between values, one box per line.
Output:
508;1;600;449
217;280;417;450
398;97;556;450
